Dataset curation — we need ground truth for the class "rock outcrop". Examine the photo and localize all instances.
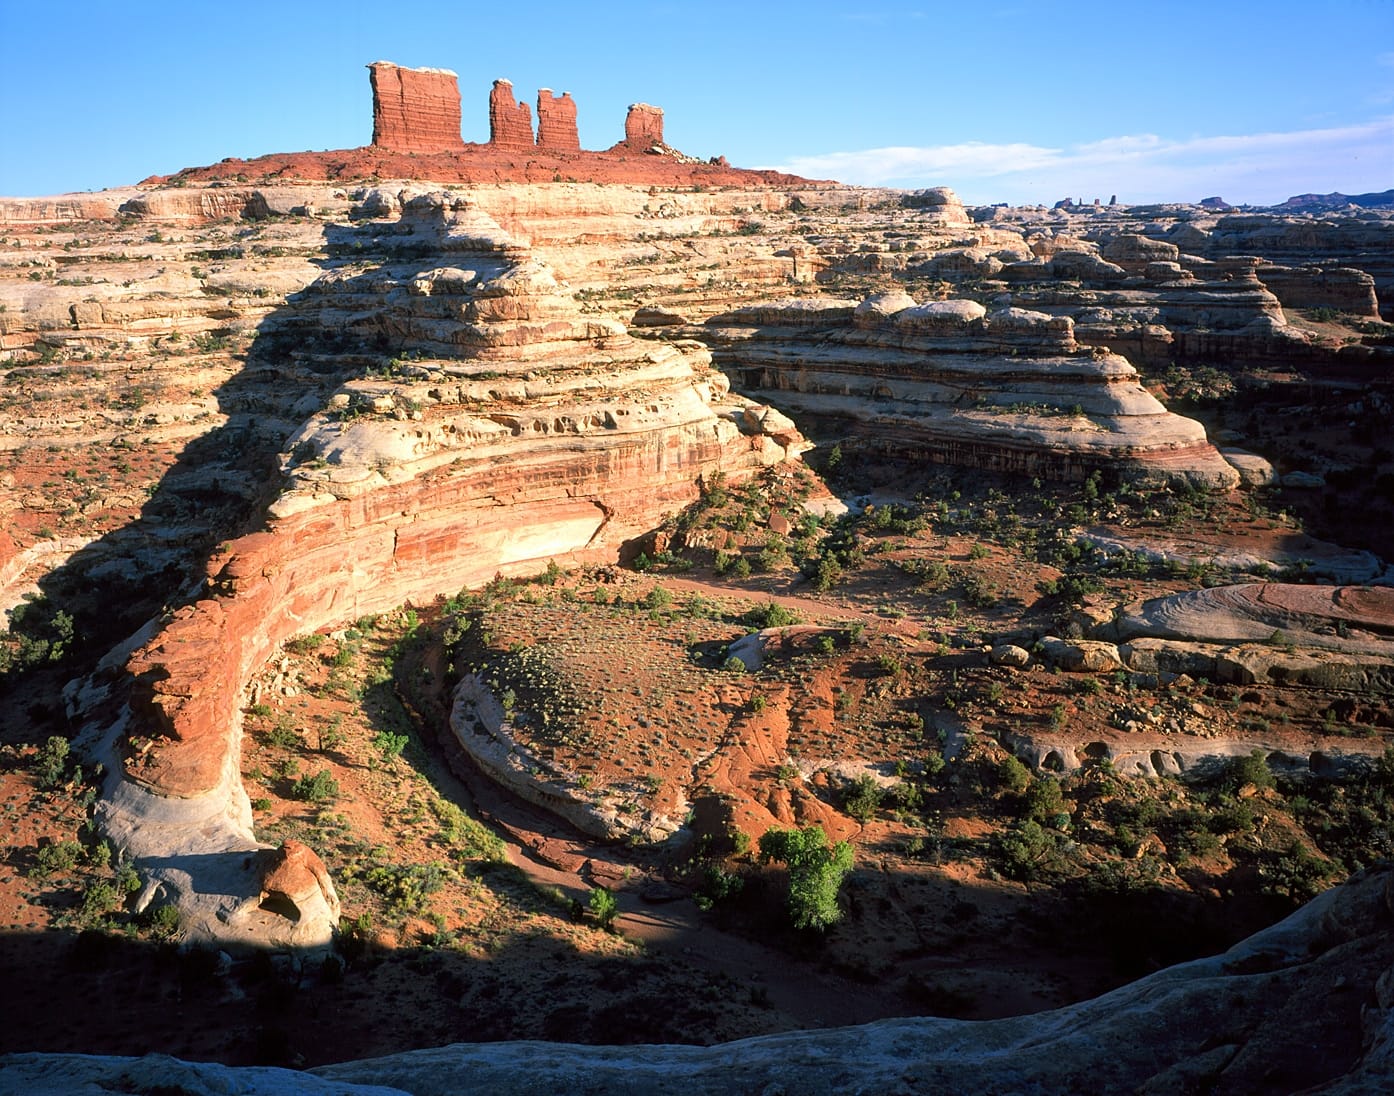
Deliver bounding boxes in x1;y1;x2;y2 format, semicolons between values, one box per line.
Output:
620;103;664;151
368;62;465;154
65;191;805;947
488;79;534;149
705;294;1240;488
6;861;1394;1092
535;89;579;151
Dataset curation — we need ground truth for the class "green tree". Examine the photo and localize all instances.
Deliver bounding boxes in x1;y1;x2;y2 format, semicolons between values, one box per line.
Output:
758;825;854;930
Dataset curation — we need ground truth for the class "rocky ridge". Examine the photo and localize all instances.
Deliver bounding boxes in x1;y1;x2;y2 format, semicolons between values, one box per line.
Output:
45;190;803;946
703;293;1240;487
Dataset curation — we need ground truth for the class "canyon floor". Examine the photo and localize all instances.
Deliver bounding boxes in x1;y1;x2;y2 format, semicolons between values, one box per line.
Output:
3;455;1392;1067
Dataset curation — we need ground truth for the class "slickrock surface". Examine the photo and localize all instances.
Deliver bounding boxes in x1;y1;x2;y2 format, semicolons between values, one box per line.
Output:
1097;583;1394;697
704;294;1240;487
5;861;1393;1093
368;62;466;154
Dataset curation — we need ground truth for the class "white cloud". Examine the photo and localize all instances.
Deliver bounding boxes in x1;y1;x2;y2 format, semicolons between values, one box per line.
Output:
766;117;1394;206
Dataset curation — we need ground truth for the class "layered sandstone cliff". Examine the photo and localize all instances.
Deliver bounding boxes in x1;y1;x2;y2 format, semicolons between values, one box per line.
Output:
620;103;665;151
704;294;1240;488
488;80;534;149
58;191;803;947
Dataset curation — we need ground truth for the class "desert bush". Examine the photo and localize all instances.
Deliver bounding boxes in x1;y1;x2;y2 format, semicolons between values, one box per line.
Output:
1023;776;1065;823
588;886;619;930
694;863;745;911
744;602;801;629
1224;750;1274;794
842;774;883;822
372;730;409;760
33;735;71;790
996;755;1032;795
994;820;1066;882
266;718;302;750
362;861;448;916
29;838;82;878
429;797;506;862
291;769;340;804
79;881;122;922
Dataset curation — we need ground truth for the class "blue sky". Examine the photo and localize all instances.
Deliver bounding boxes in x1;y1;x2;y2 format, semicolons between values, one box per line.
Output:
1;0;1390;205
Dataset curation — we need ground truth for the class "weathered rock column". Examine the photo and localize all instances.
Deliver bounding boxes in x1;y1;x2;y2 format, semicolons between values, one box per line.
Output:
536;89;580;151
621;103;664;150
367;61;465;153
489;79;534;148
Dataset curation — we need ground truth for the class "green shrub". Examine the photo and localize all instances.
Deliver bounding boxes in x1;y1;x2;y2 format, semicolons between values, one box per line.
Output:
1225;750;1274;794
29;839;82;878
744;602;800;629
291;770;340;804
995;820;1065;882
842;774;883;822
79;881;122;922
266;718;302;750
588;886;619;930
997;755;1032;795
1023;777;1065;823
33;736;71;790
144;903;181;938
372;730;409;760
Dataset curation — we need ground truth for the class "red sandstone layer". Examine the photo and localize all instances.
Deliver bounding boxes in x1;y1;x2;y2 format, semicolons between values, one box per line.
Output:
144;147;818;189
620;103;665;151
123;421;787;798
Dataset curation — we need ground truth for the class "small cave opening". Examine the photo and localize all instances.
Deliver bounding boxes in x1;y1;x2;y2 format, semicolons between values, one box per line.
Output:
258;892;302;923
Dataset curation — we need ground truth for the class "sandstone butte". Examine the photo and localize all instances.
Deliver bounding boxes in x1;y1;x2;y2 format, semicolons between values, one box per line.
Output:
148;61;814;190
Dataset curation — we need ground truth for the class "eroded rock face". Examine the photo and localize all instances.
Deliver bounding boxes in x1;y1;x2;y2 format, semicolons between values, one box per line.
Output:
368;62;465;154
706;295;1239;488
6;863;1394;1093
535;90;579;151
65;191;805;946
489;80;534;149
621;103;665;150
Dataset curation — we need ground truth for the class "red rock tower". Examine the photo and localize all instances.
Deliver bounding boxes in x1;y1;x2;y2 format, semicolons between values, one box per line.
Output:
536;89;580;151
367;61;465;153
489;79;534;148
622;103;664;151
